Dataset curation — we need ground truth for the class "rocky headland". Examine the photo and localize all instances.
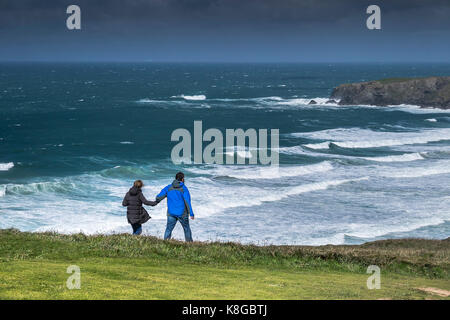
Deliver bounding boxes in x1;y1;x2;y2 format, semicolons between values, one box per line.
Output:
330;76;450;109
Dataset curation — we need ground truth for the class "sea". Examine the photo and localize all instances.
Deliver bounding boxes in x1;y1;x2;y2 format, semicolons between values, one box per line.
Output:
0;62;449;245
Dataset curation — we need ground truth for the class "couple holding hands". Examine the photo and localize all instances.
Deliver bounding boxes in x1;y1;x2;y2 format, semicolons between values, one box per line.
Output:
122;172;194;242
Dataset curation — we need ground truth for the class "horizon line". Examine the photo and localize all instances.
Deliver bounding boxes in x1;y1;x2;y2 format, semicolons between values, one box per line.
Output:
1;60;450;64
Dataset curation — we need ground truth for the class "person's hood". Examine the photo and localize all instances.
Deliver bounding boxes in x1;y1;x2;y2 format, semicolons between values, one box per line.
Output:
129;186;142;196
171;180;184;188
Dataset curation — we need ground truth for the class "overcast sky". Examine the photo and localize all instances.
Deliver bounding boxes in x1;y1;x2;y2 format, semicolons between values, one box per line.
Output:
1;0;449;62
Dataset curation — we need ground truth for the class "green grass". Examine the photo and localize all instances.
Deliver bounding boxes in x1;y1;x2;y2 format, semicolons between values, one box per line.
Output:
0;229;449;300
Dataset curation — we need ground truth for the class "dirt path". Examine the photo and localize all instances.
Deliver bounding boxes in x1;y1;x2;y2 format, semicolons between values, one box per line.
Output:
417;287;450;297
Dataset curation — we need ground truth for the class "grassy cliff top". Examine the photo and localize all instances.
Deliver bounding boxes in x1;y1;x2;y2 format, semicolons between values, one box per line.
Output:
1;229;448;278
1;229;449;299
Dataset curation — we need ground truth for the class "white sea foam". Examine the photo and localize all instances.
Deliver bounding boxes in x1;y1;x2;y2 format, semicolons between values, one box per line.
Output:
386;104;450;114
22;177;364;238
276;97;340;106
182;177;367;218
138;96;449;113
214;96;449;113
277;177;368;200
362;153;424;162
133;95;447;114
279;145;427;163
137;97;210;108
221;146;259;159
4;180;86;196
224;150;253;159
270;97;450;113
343;217;447;240
0;162;14;171
278;145;355;161
304;142;333;150
32;200;127;235
208;96;338;108
120;141;134;145
309;218;448;245
188;161;333;180
137;98;190;105
137;98;161;103
218;96;339;107
334;103;450;114
211;96;283;103
278;145;312;156
425;118;437;122
0;160;447;244
383;164;450;178
176;94;206;101
295;128;450;150
0;169;365;234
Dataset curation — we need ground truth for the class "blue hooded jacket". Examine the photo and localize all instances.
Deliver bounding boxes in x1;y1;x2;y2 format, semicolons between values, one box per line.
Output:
156;180;194;217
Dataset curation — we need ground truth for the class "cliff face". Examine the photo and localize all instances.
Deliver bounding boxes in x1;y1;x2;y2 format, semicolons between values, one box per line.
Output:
330;77;450;109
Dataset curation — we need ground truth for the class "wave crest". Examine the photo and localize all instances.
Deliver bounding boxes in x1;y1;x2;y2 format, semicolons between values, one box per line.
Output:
0;162;14;171
188;161;333;180
294;128;450;150
362;153;424;162
173;94;206;101
3;180;83;196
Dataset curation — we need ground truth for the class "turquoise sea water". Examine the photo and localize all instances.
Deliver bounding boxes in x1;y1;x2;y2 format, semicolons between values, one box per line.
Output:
0;63;449;244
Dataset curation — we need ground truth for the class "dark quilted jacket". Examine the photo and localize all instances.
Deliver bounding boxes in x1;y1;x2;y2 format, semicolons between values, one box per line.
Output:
122;186;157;224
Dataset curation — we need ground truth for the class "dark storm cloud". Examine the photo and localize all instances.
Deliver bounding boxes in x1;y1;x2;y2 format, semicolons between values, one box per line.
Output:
2;0;450;27
0;0;450;61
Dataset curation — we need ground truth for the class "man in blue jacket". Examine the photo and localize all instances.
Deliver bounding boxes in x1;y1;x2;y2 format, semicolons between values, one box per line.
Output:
156;172;194;242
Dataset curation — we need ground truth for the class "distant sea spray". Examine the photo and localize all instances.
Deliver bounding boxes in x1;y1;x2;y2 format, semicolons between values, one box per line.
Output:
0;162;14;171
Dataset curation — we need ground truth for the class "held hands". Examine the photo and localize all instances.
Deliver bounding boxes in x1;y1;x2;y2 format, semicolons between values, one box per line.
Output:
190;216;195;220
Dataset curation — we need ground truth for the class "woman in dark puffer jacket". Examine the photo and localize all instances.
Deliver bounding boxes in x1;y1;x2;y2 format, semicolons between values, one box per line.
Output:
122;180;157;235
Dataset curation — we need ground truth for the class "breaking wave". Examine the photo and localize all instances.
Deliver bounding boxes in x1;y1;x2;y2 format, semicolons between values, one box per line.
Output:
189;177;367;217
275;97;339;106
173;94;206;101
2;180;91;196
188;161;334;180
295;128;450;150
0;162;14;171
382;162;450;178
362;153;425;162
